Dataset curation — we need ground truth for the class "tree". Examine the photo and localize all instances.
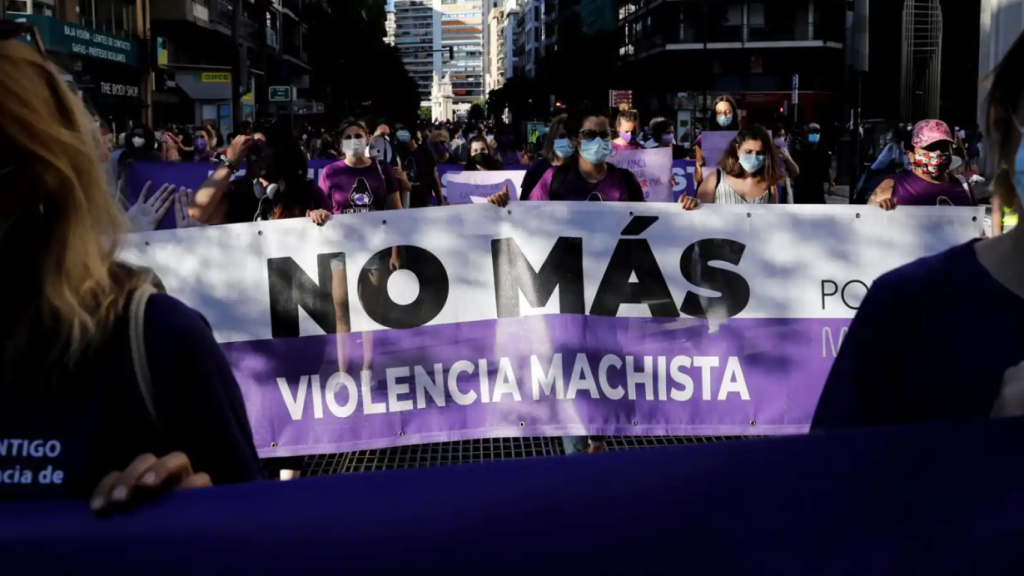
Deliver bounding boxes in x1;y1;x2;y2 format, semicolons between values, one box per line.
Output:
468;102;485;123
486;87;507;120
419;106;432;121
305;0;421;127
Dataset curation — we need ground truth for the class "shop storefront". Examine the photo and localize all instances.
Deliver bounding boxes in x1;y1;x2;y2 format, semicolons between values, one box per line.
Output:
16;14;144;134
173;71;255;140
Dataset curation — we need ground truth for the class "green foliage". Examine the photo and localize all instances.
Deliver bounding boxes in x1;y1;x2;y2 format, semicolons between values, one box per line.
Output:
305;0;421;126
419;106;432;121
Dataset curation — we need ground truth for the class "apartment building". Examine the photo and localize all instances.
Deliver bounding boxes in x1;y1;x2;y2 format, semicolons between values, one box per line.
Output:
617;0;847;129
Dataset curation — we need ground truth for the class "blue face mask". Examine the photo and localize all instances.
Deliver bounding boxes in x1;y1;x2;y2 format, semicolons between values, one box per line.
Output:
579;138;613;165
553;138;573;159
396;130;411;143
717;114;733;128
738;153;765;174
808;133;821;144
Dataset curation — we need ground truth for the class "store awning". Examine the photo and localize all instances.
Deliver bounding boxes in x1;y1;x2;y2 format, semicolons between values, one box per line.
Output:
176;71;233;100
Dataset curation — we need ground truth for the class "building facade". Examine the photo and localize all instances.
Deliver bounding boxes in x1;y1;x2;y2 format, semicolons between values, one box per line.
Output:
5;0;148;135
617;0;847;136
513;0;545;78
148;0;314;137
394;0;440;106
395;0;485;115
385;0;397;45
440;0;485;113
485;2;503;91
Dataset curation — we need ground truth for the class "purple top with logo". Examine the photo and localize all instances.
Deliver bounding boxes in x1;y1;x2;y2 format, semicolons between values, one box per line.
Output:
890;171;976;207
318;160;399;214
529;165;635;202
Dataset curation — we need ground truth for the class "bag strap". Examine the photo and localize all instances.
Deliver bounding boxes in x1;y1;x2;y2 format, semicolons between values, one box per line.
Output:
129;284;158;425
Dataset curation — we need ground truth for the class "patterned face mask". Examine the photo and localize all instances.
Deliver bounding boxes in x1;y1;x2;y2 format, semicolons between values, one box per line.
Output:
912;150;951;177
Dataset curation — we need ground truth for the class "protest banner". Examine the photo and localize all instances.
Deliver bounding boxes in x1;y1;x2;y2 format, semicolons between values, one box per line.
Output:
607;147;673;202
672;159;698;200
445;171;525;204
700;131;737;168
118;203;983;456
3;416;1022;575
125;160;337;230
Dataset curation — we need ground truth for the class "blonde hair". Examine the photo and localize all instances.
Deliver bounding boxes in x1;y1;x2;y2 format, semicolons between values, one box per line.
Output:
0;42;149;376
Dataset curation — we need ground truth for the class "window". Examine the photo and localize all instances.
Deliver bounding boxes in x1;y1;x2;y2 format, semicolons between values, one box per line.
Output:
748;3;765;28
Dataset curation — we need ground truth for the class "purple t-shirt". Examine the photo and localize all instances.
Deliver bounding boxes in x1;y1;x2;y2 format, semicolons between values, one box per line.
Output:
812;241;1023;431
890;171;976;206
318;159;399;214
529;165;641;202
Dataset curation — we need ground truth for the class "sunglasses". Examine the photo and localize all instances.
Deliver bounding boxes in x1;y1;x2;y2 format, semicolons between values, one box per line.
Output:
0;20;46;56
579;129;612;141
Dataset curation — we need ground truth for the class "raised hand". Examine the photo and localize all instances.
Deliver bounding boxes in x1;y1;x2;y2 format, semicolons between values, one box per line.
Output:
174;188;205;229
127;181;175;233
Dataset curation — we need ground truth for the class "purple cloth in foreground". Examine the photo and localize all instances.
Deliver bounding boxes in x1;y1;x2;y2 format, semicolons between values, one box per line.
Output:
1;417;1023;575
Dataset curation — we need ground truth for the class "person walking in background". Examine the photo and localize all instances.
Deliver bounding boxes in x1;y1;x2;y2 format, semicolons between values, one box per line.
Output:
647;116;688;160
494;131;526;166
0;24;262;508
694;95;741;186
520;114;574;200
465;136;505;171
192;127;215;163
395;124;444;208
790;123;835;204
429;129;460;167
161;124;186;162
612;109;642;151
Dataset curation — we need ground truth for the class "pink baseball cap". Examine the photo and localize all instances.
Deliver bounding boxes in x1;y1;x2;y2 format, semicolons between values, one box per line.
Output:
911;120;955;148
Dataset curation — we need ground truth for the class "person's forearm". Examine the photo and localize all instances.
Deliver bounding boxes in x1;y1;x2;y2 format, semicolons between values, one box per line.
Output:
192;165;234;223
387;192;403;210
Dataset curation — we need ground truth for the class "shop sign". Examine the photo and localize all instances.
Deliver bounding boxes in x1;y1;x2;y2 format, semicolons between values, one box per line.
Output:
15;14;138;66
199;72;232;83
99;81;141;99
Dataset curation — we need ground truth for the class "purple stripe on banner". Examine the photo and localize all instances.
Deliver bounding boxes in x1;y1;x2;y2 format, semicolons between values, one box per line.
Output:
224;315;847;457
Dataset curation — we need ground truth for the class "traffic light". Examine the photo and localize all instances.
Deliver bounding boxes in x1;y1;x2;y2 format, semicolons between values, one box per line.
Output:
448;46;454;61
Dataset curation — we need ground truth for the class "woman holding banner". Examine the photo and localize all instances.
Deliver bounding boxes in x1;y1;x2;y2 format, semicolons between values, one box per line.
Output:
0;25;262;508
695;126;779;205
519;114;574;201
319;120;403;426
812;30;1024;430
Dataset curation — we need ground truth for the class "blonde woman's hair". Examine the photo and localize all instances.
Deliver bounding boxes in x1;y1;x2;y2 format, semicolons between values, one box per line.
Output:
0;42;150;378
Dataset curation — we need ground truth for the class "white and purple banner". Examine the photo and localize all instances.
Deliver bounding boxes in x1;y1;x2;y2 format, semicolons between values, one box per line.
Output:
119;203;983;457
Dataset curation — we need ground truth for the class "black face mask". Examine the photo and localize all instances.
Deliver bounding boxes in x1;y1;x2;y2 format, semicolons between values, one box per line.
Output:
472;153;489;166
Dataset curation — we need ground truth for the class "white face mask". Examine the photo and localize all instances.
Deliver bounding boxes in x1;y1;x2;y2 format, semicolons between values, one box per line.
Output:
132;137;145;148
342;137;367;158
